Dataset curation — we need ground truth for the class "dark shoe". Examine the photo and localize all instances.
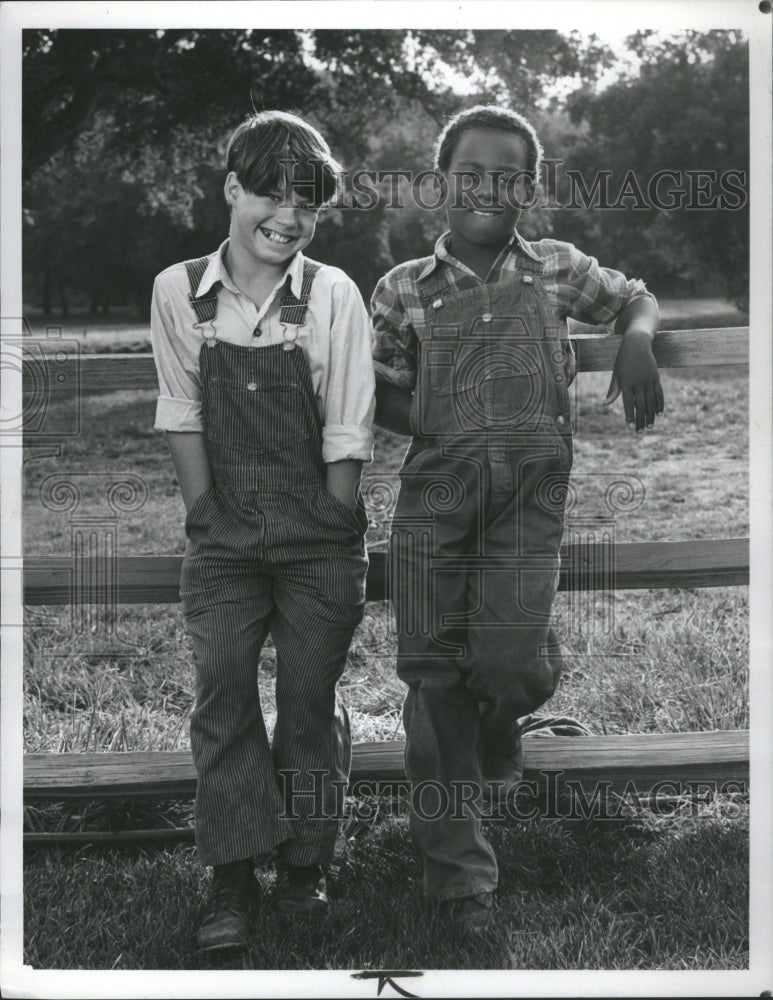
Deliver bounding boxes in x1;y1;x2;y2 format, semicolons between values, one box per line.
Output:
274;862;329;916
196;859;258;952
482;728;524;802
441;891;495;932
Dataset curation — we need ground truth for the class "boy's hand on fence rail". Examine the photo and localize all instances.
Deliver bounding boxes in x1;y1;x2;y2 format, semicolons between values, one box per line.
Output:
604;331;665;433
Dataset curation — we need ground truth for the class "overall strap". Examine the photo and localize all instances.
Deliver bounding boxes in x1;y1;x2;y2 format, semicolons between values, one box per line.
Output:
280;260;321;326
184;257;219;324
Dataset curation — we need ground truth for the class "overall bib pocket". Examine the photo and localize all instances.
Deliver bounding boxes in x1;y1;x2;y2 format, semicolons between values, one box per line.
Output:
205;378;310;454
425;344;545;431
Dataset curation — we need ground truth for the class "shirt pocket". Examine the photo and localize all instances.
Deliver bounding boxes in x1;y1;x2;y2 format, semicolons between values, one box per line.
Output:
204;377;311;454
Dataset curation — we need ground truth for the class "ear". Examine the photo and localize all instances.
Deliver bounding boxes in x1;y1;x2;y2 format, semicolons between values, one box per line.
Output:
224;171;243;207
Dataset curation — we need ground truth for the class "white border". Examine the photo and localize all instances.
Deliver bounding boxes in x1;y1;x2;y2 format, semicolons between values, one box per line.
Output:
747;1;773;992
1;2;771;998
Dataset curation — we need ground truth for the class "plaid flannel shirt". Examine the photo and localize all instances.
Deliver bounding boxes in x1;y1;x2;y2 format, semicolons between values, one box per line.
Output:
371;230;657;391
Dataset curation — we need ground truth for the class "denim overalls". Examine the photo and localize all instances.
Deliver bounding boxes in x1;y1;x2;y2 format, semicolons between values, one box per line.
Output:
389;255;572;899
180;262;368;868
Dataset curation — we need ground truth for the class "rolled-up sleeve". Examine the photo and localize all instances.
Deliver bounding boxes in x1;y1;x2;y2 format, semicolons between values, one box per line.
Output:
150;274;204;433
371;275;418;392
561;244;657;326
322;278;375;464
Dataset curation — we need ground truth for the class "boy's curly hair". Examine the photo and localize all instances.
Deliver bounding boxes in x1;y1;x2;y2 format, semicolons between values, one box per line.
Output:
434;105;544;183
226;110;342;206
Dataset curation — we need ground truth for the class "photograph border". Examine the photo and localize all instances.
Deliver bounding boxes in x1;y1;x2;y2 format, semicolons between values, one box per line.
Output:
2;2;771;997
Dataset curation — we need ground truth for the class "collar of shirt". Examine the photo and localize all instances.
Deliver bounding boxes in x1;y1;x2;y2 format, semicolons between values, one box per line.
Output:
417;228;544;283
195;238;307;315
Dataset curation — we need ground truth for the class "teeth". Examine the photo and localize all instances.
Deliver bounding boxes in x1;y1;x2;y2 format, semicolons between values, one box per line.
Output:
260;228;293;244
471;210;498;216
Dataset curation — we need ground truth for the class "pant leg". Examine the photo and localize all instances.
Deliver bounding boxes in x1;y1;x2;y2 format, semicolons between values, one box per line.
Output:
390;450;498;900
266;489;367;867
181;491;293;866
271;598;356;866
467;443;569;746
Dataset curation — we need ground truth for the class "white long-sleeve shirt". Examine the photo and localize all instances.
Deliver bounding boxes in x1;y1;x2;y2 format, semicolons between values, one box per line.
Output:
151;240;375;463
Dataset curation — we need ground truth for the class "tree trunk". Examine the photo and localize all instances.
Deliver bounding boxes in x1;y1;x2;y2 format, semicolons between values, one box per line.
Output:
43;263;52;314
56;268;68;317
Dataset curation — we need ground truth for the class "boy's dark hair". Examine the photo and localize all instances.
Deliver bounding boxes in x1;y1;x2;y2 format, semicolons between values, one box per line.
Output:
226;110;342;206
433;105;544;183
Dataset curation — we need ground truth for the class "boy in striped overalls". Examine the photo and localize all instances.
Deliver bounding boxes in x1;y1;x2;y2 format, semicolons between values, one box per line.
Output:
151;111;375;951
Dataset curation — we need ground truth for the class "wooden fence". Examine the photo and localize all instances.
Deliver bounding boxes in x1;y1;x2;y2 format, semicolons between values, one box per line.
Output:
23;327;750;820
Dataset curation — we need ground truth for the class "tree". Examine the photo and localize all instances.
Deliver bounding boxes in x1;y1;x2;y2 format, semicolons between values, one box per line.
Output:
423;29;615;109
22;28;627;313
552;30;749;306
22;29;319;180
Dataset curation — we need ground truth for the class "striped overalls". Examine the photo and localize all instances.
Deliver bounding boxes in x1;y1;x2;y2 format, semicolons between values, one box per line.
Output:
180;261;368;867
389;258;573;899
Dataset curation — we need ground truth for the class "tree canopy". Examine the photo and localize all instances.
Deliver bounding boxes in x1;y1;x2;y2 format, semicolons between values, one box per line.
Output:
553;29;748;303
21;28;749;316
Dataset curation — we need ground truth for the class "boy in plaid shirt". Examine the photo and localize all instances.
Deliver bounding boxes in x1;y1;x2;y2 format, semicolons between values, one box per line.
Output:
371;105;662;928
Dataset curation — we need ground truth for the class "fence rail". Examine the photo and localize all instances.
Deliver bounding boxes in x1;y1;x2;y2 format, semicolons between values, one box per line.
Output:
21;327;749;399
25;731;749;801
23;538;749;606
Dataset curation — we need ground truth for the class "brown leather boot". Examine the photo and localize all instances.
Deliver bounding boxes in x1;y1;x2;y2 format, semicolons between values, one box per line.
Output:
196;859;258;952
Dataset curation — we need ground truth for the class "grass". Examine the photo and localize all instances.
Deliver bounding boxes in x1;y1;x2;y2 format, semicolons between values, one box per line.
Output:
21;305;750;970
22;584;749;758
24;808;748;970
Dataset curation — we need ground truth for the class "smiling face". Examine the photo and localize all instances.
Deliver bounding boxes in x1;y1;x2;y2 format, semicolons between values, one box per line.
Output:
224;171;320;275
443;128;533;260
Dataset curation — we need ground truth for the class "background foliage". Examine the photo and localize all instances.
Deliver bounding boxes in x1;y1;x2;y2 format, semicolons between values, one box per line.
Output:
22;28;749;316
